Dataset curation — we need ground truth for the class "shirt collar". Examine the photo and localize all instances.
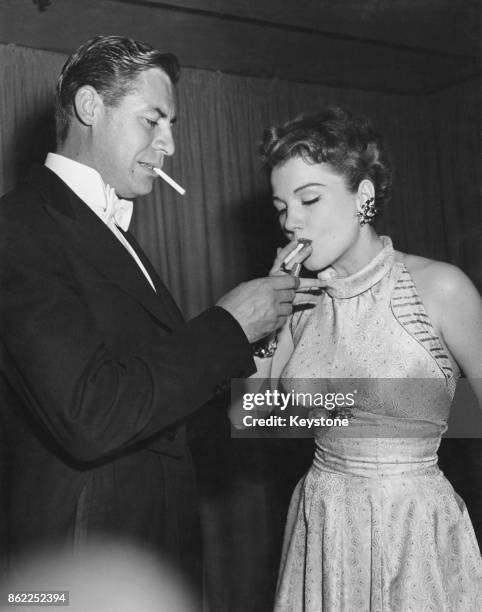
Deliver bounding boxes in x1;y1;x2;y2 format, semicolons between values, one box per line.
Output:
44;153;129;223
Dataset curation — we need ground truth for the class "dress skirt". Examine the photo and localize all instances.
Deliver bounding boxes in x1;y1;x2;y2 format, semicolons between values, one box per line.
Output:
274;462;482;612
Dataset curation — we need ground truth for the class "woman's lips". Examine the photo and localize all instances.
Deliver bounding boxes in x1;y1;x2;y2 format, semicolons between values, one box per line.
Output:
282;238;313;269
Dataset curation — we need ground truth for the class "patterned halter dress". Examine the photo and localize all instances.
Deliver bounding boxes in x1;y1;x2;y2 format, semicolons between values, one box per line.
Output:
274;237;482;611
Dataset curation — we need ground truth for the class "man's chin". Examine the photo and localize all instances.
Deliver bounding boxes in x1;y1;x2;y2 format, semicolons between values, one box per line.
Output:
122;179;154;199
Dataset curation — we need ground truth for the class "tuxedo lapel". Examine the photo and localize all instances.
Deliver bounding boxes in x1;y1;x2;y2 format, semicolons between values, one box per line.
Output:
120;228;184;326
28;165;182;331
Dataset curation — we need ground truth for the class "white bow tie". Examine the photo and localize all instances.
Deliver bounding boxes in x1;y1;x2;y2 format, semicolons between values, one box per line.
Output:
102;184;133;232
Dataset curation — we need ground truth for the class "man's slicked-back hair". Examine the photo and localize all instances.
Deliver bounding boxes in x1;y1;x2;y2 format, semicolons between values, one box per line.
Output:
260;106;392;211
55;35;180;145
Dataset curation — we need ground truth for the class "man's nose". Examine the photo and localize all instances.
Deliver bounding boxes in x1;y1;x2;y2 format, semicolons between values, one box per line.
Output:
152;124;175;157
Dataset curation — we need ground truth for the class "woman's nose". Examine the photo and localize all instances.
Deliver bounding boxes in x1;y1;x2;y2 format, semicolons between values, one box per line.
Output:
283;208;303;234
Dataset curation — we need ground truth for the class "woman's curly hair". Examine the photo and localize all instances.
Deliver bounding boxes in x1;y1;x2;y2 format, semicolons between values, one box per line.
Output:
259;106;392;210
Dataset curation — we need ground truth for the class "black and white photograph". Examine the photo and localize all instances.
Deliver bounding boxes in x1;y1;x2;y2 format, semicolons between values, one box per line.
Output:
0;1;480;611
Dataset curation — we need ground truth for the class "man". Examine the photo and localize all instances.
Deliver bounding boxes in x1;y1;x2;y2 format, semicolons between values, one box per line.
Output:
0;36;311;587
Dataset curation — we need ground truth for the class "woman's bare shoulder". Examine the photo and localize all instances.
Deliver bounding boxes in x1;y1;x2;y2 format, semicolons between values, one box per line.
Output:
394;251;474;297
393;251;481;335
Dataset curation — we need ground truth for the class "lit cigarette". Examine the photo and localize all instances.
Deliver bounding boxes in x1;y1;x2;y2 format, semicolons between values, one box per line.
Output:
282;242;305;266
153;167;186;195
282;238;311;266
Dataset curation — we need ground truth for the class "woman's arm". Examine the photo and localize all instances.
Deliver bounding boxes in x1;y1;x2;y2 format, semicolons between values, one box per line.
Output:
436;265;482;380
228;322;294;428
407;256;482;401
228;239;317;428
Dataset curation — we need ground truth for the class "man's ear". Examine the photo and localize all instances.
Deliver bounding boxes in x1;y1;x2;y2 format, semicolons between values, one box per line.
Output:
73;85;103;127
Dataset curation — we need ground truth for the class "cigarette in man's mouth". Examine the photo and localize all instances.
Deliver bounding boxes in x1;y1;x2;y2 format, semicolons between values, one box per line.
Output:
153;167;186;195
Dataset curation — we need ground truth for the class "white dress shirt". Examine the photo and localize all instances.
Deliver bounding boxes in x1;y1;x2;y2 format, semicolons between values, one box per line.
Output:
45;153;156;291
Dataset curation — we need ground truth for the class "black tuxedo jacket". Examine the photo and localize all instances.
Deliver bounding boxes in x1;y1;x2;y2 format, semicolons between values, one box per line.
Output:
0;165;254;574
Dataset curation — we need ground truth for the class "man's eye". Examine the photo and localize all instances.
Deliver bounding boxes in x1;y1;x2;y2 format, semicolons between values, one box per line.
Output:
301;197;319;206
145;118;158;128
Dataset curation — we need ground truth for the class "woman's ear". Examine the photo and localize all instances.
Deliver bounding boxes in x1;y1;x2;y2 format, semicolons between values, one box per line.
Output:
356;179;375;212
73;85;103;127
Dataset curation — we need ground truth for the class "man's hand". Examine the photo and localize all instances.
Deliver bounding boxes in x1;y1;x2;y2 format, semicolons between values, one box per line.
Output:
217;276;301;343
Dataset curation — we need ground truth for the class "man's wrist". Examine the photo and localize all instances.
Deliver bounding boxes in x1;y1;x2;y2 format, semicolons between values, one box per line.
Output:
252;332;278;358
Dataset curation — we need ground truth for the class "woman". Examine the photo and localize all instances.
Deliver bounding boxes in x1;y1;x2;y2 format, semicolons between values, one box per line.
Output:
257;107;482;610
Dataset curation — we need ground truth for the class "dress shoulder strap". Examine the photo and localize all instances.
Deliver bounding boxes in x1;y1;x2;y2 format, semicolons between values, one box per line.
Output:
390;263;458;394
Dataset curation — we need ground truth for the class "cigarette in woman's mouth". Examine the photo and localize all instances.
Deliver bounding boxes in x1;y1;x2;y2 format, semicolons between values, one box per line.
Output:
282;238;312;266
152;166;186;196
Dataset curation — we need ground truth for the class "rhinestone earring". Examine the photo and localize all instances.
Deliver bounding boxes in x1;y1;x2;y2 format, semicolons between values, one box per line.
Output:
357;197;378;226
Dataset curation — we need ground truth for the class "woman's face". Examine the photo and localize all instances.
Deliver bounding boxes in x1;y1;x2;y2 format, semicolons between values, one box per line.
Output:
271;156;362;273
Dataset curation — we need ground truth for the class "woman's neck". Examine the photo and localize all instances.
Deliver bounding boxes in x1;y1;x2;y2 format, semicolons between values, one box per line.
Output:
330;228;384;277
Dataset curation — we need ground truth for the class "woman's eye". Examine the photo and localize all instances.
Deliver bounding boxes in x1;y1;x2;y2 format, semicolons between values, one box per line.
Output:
301;197;320;206
276;209;287;217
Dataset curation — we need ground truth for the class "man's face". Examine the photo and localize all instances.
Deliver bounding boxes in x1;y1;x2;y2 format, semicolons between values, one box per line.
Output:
90;67;176;199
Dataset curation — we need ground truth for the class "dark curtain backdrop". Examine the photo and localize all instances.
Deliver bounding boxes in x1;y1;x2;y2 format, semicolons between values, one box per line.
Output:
1;44;480;313
1;43;480;612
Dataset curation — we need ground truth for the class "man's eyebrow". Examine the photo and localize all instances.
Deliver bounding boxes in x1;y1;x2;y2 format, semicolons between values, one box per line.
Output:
149;106;177;123
293;182;326;193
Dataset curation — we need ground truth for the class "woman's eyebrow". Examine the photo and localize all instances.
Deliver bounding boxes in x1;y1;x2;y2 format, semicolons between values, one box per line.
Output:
293;182;326;193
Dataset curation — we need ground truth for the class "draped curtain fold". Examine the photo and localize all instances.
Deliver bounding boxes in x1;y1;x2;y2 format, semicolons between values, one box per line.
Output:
1;44;479;320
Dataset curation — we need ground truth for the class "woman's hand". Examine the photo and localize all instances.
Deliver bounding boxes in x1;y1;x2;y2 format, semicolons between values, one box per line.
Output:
269;239;313;276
